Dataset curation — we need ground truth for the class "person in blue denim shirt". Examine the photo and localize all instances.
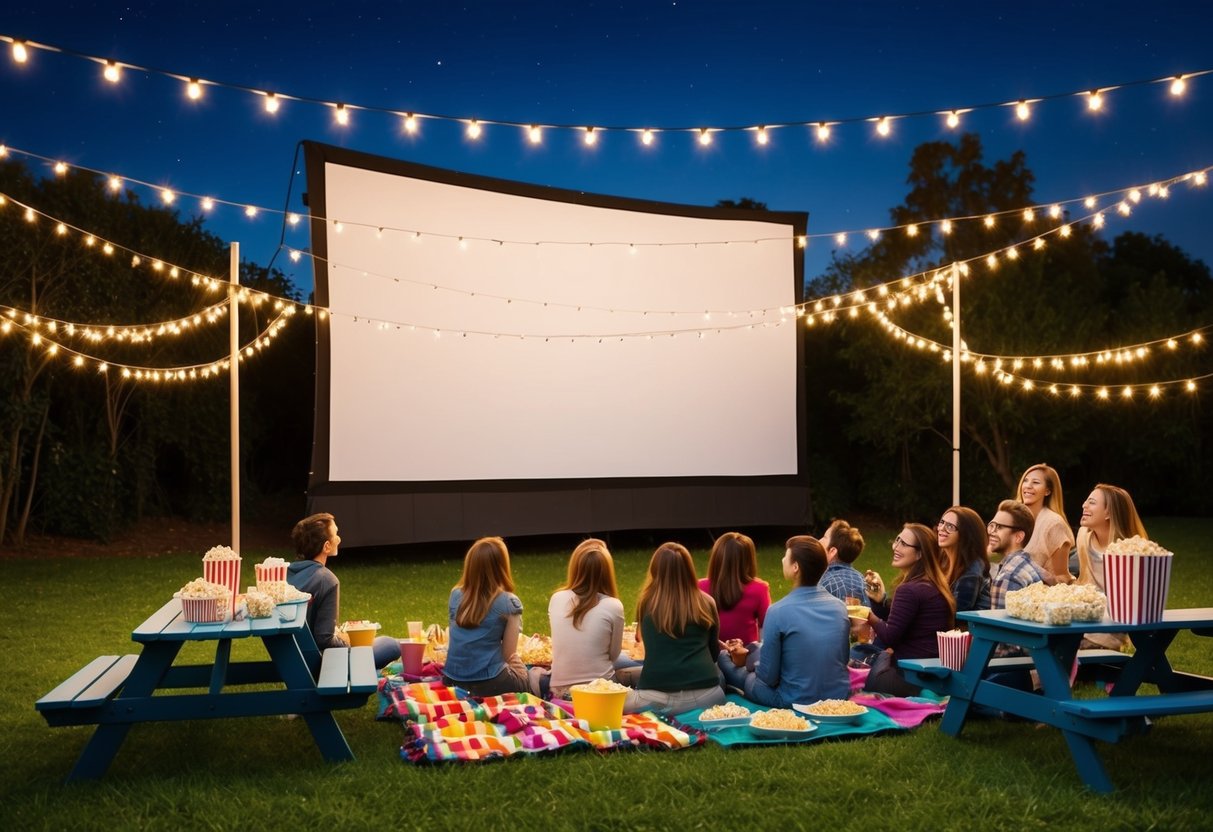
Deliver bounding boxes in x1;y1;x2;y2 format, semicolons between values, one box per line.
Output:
718;535;850;706
442;536;531;697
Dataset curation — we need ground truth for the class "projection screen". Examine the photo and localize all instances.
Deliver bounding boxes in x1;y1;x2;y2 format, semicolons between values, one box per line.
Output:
304;142;810;546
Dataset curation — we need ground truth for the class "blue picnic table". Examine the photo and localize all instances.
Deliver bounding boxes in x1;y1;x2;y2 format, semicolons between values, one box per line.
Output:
36;598;379;782
899;607;1213;793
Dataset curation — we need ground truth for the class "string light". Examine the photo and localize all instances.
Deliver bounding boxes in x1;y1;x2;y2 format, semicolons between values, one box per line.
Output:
698;128;713;146
583;126;597;146
102;61;120;84
528;125;543;144
334;104;350;126
466;120;482;140
263;93;280;114
754;126;769;146
815;122;831;142
7;33;1205;152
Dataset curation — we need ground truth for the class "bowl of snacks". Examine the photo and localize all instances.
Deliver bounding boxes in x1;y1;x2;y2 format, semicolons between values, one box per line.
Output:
342;620;381;647
748;708;816;739
793;699;869;724
846;604;871;621
571;678;630;730
519;633;553;666
699;701;752;728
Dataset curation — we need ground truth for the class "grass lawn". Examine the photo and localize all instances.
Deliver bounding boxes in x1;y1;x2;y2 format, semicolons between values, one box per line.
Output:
4;518;1213;831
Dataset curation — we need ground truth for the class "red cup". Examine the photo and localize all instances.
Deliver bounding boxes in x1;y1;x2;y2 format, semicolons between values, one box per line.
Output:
399;640;426;676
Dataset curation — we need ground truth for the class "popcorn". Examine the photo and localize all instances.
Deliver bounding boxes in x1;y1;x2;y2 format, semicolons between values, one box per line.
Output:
177;578;232;624
701;702;752;720
1005;582;1106;625
178;578;231;599
203;545;240;561
751;709;809;730
572;678;629;694
803;699;866;716
1105;535;1172;557
519;634;552;665
244;590;275;618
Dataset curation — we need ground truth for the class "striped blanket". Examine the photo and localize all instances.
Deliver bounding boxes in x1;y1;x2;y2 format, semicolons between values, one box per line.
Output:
378;679;705;762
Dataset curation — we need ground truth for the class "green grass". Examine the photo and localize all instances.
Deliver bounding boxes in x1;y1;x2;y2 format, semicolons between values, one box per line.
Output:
4;519;1213;830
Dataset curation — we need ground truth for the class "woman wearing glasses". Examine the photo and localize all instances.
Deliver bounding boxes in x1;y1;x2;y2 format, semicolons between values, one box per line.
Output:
1015;463;1075;583
936;506;991;612
862;523;956;696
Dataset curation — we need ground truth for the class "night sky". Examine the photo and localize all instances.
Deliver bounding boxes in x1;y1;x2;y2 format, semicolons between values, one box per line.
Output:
2;2;1211;294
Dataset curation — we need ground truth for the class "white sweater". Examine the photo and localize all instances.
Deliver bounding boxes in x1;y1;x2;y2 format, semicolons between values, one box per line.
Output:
548;590;625;691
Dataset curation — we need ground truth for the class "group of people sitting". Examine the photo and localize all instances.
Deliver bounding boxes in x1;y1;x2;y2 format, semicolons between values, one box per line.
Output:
283;463;1148;714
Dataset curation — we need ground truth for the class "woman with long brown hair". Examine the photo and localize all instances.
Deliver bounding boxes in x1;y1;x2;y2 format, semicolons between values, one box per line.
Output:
442;536;530;697
1016;463;1075;582
862;523;956;696
1075;484;1147;651
547;539;626;700
936;506;991;612
698;531;771;644
623;542;725;714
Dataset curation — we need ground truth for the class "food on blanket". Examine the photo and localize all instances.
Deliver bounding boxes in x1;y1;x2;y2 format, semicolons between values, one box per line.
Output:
573;677;629;694
519;633;553;665
1104;535;1172;557
700;702;752;721
341;619;381;647
846;604;871;620
621;623;645;660
203;545;240;561
425;623;449;664
803;699;865;717
1005;582;1106;625
750;709;809;731
244;589;275;618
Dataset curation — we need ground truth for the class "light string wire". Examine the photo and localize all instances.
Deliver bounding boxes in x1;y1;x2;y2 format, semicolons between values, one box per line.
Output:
2;33;1210;142
4;174;1207;353
1;298;231;345
2;142;1208;251
2;305;298;379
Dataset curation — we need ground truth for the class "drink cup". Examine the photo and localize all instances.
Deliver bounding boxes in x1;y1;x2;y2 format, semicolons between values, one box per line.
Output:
399;640;426;676
407;620;424;640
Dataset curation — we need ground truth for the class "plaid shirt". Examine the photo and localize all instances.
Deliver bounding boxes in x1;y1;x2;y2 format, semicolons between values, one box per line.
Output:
819;562;867;603
990;549;1047;610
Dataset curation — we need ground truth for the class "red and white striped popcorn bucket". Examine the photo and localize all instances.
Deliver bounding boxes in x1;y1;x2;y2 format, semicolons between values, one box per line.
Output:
1105;552;1172;625
254;562;287;587
181;596;230;624
936;630;972;671
203;556;241;616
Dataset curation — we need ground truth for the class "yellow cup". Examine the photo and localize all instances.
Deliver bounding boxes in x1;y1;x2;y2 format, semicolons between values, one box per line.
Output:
344;622;379;647
571;687;627;730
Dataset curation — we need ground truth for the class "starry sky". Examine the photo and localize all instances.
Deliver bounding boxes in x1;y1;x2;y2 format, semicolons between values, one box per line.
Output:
2;1;1212;294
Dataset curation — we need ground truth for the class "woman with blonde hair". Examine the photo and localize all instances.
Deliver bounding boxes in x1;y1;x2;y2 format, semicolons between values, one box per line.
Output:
936;506;991;612
547;539;626;700
442;536;530;697
863;523;956;696
623;543;725;714
698;531;771;644
1074;484;1147;652
1016;463;1075;582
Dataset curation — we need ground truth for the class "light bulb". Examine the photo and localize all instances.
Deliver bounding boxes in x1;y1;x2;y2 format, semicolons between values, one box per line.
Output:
1170;75;1186;96
264;93;280;114
467;120;482;139
1016;100;1031;121
108;176;122;192
161;188;175;204
1084;196;1096;209
11;41;28;64
1196;172;1208;186
201;197;214;211
54;161;67;175
528;125;542;144
983;215;995;228
945;111;960;129
906;224;918;237
641;129;655;146
866;229;880;242
755;126;769;145
288;213;300;225
583;127;597;145
816;122;831;142
834;233;846;246
103;61;121;83
244;206;257;218
698;128;712;145
334;104;349;126
1022;208;1035;222
1087;89;1103;111
941;220;953;235
186;79;202;100
875;117;891;137
403;113;418;134
1049;204;1062;218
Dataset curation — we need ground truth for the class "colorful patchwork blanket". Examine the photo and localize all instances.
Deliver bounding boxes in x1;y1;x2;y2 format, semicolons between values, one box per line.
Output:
377;679;704;762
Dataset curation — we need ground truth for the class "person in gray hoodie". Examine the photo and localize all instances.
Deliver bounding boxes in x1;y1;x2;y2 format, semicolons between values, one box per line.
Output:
287;512;399;668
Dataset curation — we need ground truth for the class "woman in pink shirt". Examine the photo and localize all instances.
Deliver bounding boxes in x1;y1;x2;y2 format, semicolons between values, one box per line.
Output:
698;532;771;644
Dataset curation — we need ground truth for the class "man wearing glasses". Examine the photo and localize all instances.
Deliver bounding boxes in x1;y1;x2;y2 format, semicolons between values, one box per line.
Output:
988;500;1046;609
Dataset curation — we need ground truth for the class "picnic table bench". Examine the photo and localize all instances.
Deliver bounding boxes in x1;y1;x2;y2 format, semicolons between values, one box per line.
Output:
899;608;1213;793
36;599;379;782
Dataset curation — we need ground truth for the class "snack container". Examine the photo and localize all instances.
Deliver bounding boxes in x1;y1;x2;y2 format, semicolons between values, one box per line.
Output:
571;684;627;731
203;555;241;616
181;596;230;624
255;562;287;587
1105;551;1173;625
936;630;972;671
344;621;381;647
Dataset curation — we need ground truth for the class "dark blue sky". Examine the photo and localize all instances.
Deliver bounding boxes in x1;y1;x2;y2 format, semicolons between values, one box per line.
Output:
2;2;1211;293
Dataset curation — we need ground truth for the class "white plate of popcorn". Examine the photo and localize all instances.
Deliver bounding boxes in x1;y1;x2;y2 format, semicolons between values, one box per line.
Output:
794;699;869;724
748;708;817;739
699;701;752;727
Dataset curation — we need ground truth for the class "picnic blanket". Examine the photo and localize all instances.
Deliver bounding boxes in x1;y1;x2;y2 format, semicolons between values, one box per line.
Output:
677;694;908;748
377;678;705;763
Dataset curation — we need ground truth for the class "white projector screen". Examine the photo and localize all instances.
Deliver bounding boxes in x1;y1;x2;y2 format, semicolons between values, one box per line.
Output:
304;143;810;545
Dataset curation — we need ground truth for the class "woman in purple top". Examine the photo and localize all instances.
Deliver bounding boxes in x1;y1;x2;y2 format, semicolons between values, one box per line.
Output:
862;523;955;696
698;532;771;644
